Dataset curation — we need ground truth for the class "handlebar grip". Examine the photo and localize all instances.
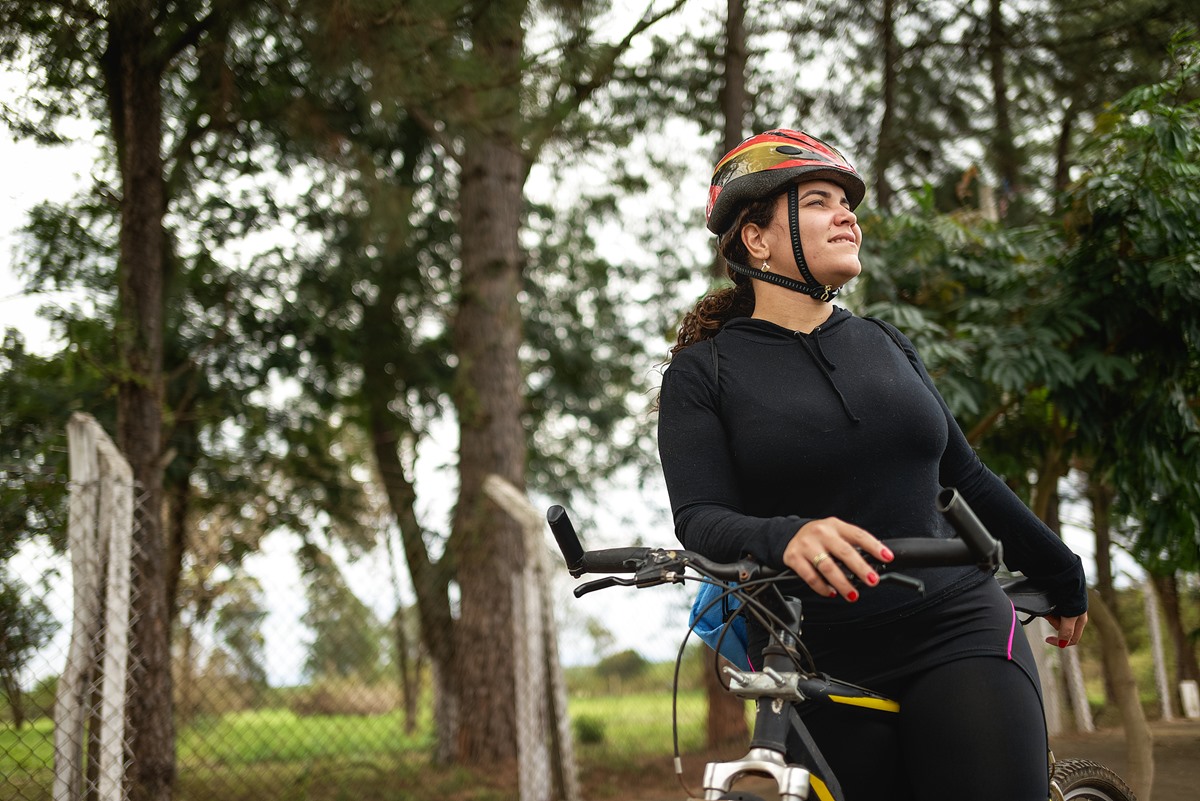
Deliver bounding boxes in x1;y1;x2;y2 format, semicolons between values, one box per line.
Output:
936;488;1003;568
547;505;586;577
580;547;653;574
885;538;974;567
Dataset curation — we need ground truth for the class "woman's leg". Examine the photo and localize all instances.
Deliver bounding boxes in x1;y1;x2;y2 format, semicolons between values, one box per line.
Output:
899;655;1049;801
790;702;911;801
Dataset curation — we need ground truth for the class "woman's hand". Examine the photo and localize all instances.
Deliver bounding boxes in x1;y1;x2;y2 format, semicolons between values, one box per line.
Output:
782;517;894;602
1044;613;1087;648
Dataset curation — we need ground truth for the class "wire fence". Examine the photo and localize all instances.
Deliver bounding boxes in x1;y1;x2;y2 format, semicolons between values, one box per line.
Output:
1;458;712;801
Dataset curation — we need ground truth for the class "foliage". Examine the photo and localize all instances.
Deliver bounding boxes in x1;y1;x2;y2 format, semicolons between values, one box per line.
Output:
573;713;606;745
595;648;650;681
298;544;384;682
1052;32;1200;568
0;568;58;726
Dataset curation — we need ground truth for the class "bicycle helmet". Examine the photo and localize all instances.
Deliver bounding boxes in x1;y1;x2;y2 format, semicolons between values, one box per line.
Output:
706;129;866;301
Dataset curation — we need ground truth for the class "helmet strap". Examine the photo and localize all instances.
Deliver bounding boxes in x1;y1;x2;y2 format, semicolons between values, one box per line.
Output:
786;185;838;300
726;259;837;301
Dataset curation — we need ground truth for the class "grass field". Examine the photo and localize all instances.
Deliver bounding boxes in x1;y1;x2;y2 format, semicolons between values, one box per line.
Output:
0;689;707;801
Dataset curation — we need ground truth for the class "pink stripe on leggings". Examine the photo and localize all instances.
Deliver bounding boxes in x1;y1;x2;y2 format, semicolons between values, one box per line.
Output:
1006;600;1017;660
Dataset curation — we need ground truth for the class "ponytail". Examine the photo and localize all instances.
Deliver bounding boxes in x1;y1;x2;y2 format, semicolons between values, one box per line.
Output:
668;193;779;358
669;274;754;356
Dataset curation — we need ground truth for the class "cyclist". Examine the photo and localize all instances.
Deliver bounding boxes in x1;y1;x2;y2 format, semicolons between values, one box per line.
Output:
657;129;1089;801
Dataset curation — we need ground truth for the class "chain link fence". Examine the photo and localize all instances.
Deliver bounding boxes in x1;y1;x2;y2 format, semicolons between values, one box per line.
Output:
1;429;711;801
2;536;712;801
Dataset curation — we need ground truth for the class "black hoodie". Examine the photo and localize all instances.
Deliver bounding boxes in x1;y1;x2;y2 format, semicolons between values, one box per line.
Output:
657;307;1087;626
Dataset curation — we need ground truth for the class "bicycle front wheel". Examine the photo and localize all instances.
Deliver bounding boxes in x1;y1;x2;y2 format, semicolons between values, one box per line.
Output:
1050;758;1136;801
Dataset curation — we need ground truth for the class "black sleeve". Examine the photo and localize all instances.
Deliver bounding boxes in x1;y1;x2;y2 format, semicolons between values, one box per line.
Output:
656;345;811;569
888;325;1088;617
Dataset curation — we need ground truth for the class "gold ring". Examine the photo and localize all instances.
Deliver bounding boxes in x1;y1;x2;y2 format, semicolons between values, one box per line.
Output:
811;552;832;568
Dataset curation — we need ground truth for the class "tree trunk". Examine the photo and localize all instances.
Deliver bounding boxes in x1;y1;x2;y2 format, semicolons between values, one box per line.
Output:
1088;475;1120;706
1089;477;1119;618
1028;449;1090;733
439;0;531;768
705;655;749;747
702;2;753;742
450;126;529;765
164;466;189;624
367;399;458;757
1144;580;1174;720
720;0;747;157
874;0;898;212
1151;572;1200;702
987;0;1020;214
106;4;175;799
1086;589;1154;800
1053;99;1079;202
711;0;748;280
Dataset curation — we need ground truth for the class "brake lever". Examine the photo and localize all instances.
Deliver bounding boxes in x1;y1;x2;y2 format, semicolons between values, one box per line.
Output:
877;572;926;595
573;576;639;598
573;561;689;597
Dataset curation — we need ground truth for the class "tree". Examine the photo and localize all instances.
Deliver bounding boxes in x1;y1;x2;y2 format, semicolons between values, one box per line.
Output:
788;0;979;213
1;4;373;795
0;2;182;792
1051;31;1200;571
289;0;689;766
856;29;1200;766
0;568;58;727
1088;588;1154;799
1148;572;1200;699
299;544;383;682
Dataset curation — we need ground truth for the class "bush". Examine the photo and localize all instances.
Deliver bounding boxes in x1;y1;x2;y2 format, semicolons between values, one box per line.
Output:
573;714;606;745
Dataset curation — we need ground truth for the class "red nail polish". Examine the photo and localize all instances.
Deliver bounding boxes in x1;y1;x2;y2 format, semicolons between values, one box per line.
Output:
1058;639;1068;648
829;590;839;598
847;590;859;602
880;547;894;562
866;572;879;586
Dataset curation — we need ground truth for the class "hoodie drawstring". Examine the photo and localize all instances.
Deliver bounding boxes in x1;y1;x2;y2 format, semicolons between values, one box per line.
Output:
795;329;860;423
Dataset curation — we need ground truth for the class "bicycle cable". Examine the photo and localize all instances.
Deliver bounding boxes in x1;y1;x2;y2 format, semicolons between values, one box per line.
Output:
670;570;818;798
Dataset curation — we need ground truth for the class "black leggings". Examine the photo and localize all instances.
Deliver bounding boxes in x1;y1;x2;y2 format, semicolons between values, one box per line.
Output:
793;655;1049;801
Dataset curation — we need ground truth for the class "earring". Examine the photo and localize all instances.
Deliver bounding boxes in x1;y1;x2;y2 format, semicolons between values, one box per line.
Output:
761;260;771;272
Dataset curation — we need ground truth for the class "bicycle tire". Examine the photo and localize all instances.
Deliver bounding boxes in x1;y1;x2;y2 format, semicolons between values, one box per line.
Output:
1050;758;1136;801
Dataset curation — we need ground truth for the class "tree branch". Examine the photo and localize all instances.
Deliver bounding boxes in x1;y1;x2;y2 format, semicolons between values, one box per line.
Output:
526;0;689;159
964;396;1018;444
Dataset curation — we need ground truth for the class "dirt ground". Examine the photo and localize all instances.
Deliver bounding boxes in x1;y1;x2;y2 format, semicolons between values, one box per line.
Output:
1050;718;1200;801
588;719;1200;801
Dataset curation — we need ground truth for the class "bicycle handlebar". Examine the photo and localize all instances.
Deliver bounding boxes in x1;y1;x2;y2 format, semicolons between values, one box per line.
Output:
546;487;1003;582
936;487;1004;568
546;504;586;575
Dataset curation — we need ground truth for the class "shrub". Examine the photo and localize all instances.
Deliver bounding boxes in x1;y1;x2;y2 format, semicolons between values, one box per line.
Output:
573;714;606;745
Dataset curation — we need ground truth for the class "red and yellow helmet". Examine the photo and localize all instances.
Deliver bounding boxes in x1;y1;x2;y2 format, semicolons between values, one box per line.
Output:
706;129;865;234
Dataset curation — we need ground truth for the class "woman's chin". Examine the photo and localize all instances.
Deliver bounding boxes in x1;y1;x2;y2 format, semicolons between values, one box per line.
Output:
820;263;862;289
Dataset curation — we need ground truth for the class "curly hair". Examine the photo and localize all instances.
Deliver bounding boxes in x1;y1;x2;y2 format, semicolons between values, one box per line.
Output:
669;193;779;357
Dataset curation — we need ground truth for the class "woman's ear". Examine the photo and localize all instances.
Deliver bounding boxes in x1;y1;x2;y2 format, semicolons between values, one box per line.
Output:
741;222;770;261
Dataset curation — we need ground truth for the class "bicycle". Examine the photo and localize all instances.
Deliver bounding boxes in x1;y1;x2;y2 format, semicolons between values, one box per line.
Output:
546;488;1135;801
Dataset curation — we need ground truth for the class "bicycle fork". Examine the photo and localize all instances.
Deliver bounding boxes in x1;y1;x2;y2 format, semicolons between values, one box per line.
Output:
702;604;827;801
701;690;814;801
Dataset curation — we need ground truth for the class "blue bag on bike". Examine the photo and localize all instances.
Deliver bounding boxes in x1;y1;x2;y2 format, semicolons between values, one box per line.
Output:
689;581;751;670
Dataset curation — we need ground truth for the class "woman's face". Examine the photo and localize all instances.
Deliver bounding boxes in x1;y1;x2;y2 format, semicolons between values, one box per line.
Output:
749;179;863;289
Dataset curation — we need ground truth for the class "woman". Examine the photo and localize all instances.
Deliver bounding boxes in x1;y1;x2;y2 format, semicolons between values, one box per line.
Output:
657;129;1088;801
